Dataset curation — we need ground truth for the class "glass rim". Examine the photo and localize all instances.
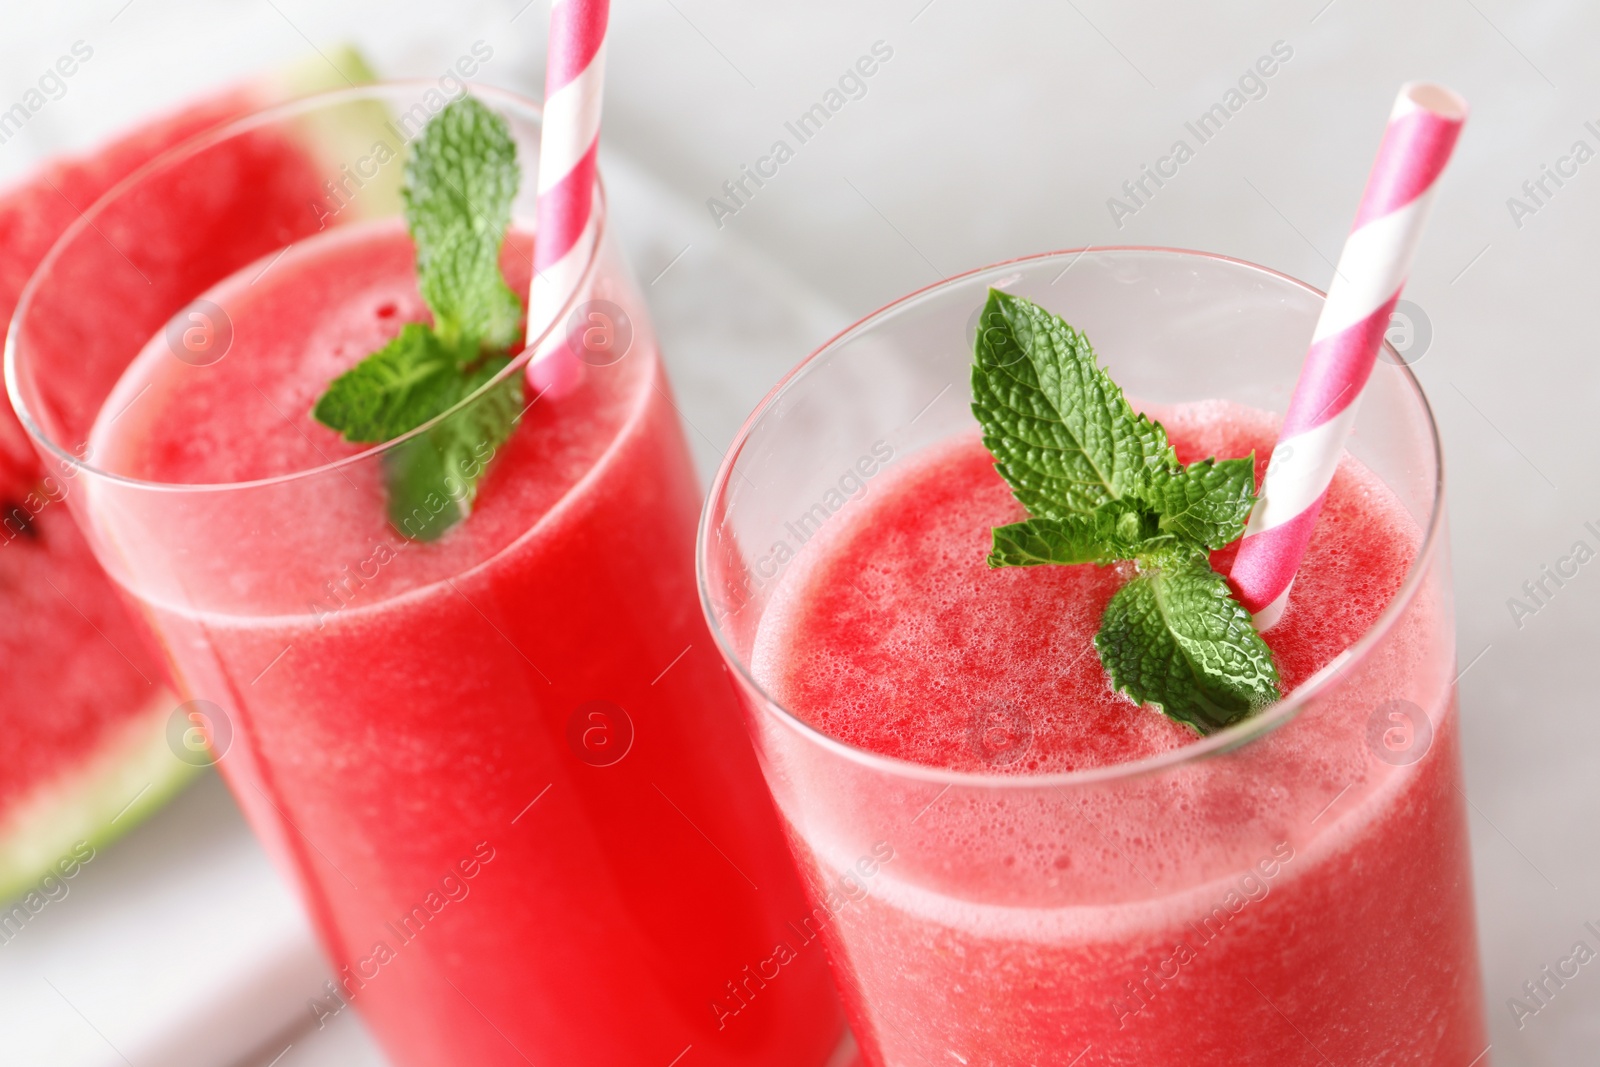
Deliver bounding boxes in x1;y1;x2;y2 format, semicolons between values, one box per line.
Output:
695;244;1447;790
3;80;607;494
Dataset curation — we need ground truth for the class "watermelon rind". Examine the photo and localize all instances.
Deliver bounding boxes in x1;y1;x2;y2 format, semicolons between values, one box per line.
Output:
0;693;198;904
266;43;379;99
271;47;405;223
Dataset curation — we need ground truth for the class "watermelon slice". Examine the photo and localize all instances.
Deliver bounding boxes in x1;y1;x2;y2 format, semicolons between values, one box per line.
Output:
0;48;384;901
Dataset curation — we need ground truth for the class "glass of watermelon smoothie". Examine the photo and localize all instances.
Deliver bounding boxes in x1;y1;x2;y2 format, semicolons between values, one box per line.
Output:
6;85;846;1066
697;248;1487;1065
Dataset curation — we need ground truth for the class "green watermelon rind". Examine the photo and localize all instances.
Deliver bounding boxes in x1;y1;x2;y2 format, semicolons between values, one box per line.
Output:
0;691;198;903
271;47;405;222
266;43;379;99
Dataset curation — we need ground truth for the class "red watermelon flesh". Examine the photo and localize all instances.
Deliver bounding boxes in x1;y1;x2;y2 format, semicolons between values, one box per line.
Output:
0;83;267;475
0;50;379;899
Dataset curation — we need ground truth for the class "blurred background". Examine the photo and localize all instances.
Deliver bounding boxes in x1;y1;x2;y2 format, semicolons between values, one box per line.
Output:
0;0;1592;1063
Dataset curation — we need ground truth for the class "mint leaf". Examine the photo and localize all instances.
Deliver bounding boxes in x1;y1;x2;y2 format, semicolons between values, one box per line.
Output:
971;288;1171;519
313;324;459;442
970;290;1278;734
988;505;1176;568
1094;553;1279;734
1143;455;1257;550
989;517;1120;567
312;97;527;541
402;95;524;354
383;359;520;541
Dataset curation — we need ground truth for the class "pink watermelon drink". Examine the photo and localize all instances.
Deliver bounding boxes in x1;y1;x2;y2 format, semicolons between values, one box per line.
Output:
698;249;1486;1065
9;87;844;1066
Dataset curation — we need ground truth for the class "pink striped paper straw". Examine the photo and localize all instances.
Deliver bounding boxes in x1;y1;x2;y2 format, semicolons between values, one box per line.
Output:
526;0;609;396
1230;82;1467;630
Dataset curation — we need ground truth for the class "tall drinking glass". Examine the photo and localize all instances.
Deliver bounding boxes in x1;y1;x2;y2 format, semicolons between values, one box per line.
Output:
7;85;844;1067
697;249;1486;1065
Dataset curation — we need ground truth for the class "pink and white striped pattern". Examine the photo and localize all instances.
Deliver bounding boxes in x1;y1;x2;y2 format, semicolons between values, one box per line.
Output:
525;0;609;396
1230;83;1467;630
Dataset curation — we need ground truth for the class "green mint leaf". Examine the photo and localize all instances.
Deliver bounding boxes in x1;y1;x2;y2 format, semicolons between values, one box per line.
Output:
988;504;1179;568
402;96;523;354
989;516;1121;567
382;358;522;542
1143;455;1258;550
1094;552;1279;734
971;288;1172;519
312;324;460;443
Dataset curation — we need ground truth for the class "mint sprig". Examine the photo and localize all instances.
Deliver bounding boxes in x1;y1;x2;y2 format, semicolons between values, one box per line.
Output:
402;98;524;355
312;97;526;541
971;289;1278;733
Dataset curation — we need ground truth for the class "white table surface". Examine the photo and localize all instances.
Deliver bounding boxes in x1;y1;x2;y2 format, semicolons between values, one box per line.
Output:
1;1;1595;1064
